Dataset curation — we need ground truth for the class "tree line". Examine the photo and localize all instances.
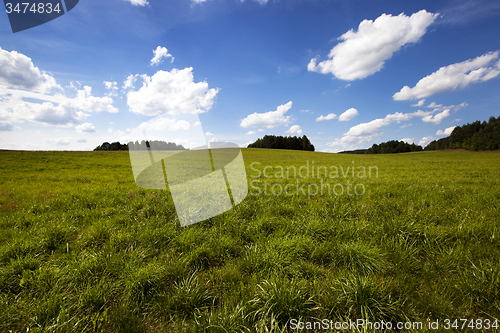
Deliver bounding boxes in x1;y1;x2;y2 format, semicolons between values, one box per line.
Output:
424;116;500;151
247;135;315;151
94;140;186;151
366;140;423;154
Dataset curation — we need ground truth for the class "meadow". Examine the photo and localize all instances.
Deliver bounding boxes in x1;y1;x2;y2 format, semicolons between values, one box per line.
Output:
0;149;499;332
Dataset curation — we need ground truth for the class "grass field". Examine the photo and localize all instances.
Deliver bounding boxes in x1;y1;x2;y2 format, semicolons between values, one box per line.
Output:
0;149;499;332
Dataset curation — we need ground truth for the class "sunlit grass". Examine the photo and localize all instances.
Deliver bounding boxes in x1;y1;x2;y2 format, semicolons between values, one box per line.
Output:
0;149;499;332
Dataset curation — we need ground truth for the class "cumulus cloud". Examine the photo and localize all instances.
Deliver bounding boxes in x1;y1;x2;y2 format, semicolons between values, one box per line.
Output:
412;99;426;107
75;123;96;133
127;68;219;116
0;47;62;93
0;48;118;128
419;136;434;147
286;125;303;135
316;113;337;122
421;109;451;124
104;81;118;96
205;131;214;137
436;126;456;136
308;10;438;80
240;101;293;128
401;138;414;144
151;46;174;66
246;130;256;135
339;108;359;121
123;74;138;90
73;86;118;113
13;101;86;126
393;51;500;100
124;0;148;6
326;103;466;151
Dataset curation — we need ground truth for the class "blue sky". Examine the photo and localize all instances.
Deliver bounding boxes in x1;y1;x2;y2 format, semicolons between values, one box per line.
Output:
1;0;499;152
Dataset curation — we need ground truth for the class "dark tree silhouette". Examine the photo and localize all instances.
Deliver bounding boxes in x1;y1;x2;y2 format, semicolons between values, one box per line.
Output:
94;140;186;151
247;135;315;151
365;140;423;154
424;116;500;151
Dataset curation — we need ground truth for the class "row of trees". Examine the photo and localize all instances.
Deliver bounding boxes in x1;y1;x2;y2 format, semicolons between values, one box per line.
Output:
425;116;500;151
94;142;128;151
127;140;186;151
366;140;423;154
93;140;186;151
247;135;315;151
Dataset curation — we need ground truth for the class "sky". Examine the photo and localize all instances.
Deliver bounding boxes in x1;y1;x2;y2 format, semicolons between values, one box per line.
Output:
0;0;499;152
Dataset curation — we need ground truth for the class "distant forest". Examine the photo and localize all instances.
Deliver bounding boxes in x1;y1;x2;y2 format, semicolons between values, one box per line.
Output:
425;116;500;151
366;140;423;154
247;135;315;151
94;140;186;151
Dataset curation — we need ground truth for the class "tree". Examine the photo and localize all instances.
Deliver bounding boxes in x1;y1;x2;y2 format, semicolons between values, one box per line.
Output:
247;135;315;151
365;140;422;154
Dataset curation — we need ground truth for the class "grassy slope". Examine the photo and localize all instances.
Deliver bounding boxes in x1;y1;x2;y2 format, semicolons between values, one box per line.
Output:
0;149;499;332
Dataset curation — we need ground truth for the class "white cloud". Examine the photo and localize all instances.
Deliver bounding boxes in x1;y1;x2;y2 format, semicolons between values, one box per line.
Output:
286;125;303;135
73;86;118;113
66;81;81;90
0;122;13;131
401;138;414;144
239;0;268;4
436;126;456;136
123;74;138;90
0;47;63;94
339;108;359;121
205;131;214;137
400;123;412;129
43;137;71;146
191;0;208;4
138;117;191;132
104;81;118;97
0;48;118;128
421;109;451;124
240;101;292;128
127;68;219;116
316;113;337;122
393;51;500;100
246;130;256;135
308;10;438;80
13;101;87;126
124;0;148;6
150;46;174;66
412;99;426;107
325;104;466;151
419;135;434;147
257;128;264;132
75;123;96;133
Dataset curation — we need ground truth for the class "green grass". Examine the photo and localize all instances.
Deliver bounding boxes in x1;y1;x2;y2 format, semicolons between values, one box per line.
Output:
0;149;499;332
